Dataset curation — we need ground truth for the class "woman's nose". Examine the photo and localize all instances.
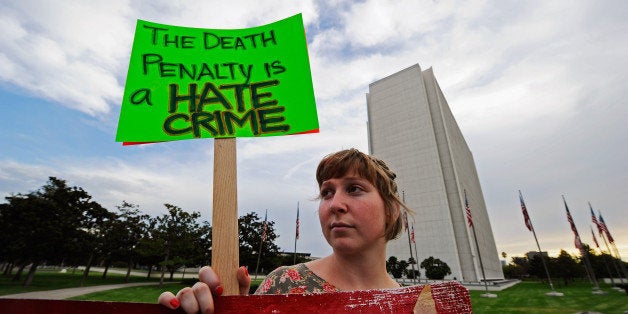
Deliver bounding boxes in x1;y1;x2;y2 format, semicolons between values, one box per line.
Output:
329;192;348;213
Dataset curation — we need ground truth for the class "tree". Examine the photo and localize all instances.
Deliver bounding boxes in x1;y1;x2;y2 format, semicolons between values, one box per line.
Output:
0;202;17;276
503;257;528;279
528;255;546;279
78;201;115;286
238;212;281;274
151;204;204;286
503;264;521;279
511;256;530;277
136;218;165;279
1;177;109;286
0;194;41;281
552;250;582;285
420;256;451;280
97;202;149;281
189;221;212;267
583;244;622;282
386;256;408;279
405;268;420;279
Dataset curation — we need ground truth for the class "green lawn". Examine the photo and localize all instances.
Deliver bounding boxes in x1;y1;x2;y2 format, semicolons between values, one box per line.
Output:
0;269;162;296
469;281;628;314
69;279;264;303
69;283;189;303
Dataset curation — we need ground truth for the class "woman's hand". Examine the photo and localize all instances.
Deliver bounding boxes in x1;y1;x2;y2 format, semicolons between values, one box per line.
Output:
158;266;251;314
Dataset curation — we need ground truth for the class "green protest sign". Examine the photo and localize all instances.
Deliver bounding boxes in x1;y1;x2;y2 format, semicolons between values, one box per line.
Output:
116;14;318;143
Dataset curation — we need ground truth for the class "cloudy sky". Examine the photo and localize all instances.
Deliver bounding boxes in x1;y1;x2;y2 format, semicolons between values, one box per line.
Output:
1;0;626;262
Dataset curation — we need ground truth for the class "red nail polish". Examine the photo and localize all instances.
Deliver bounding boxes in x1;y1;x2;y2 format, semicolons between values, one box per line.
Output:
215;285;223;296
244;267;249;277
169;298;180;308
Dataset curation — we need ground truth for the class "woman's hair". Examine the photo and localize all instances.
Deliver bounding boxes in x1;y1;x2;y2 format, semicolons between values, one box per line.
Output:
316;148;412;241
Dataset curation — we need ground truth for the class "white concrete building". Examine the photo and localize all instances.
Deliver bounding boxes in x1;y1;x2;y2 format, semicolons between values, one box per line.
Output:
366;64;504;281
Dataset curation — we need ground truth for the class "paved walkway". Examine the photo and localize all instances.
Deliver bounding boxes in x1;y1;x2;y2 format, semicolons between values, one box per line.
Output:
0;266;191;300
0;282;163;300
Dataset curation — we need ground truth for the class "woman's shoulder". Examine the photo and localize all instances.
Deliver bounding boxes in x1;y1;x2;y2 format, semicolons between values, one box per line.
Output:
254;263;338;295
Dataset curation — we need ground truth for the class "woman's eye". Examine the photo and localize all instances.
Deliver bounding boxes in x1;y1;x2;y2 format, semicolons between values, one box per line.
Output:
348;185;364;193
320;189;333;199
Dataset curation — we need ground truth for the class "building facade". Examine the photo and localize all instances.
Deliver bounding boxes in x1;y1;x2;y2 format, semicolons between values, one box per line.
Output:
366;64;504;281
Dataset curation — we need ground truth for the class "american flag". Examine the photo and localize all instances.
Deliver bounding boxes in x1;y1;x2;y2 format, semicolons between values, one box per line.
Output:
464;190;473;227
598;213;608;234
261;209;268;242
591;226;600;248
563;197;578;236
295;203;300;240
403;211;409;230
519;191;533;231
574;235;582;250
590;204;602;236
411;225;415;244
599;213;614;243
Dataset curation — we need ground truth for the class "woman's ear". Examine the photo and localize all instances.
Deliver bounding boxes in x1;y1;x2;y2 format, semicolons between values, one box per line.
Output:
395;203;401;220
390;203;401;224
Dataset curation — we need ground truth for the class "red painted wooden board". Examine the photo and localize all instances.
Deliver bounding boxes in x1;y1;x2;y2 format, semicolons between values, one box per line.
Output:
0;282;471;313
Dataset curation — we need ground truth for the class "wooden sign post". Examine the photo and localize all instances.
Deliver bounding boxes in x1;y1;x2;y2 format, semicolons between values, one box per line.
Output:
210;138;239;294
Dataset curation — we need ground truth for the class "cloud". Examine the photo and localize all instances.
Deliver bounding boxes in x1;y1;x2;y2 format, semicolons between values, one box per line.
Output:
0;2;133;115
341;0;460;48
0;1;320;117
1;0;627;260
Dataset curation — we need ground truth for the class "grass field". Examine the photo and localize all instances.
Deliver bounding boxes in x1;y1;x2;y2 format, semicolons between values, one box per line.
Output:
0;268;161;296
469;281;628;314
2;271;627;313
68;279;265;303
69;283;189;303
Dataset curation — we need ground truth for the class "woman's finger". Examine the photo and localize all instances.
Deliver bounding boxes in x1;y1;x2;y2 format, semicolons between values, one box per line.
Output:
192;281;214;314
177;287;200;314
199;266;223;296
157;291;180;309
237;266;251;295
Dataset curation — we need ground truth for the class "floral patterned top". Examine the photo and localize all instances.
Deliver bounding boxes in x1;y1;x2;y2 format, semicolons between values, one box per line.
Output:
254;263;339;294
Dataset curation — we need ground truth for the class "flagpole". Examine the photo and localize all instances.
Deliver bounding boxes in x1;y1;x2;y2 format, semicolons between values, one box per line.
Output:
464;190;493;297
589;204;618;287
402;191;417;284
600;231;624;285
592;226;616;287
599;211;628;282
293;202;299;265
412;222;421;283
591;206;622;286
471;219;490;295
519;191;560;295
610;242;628;281
530;224;558;293
563;196;602;293
404;218;416;284
254;209;268;279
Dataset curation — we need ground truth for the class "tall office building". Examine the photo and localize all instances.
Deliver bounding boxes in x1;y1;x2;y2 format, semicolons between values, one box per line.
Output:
366;64;504;281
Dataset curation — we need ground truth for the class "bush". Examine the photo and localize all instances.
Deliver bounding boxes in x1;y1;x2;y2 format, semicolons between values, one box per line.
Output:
420;257;451;280
405;269;420;279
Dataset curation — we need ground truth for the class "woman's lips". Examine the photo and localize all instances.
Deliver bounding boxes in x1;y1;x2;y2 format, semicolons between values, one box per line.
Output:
331;222;353;229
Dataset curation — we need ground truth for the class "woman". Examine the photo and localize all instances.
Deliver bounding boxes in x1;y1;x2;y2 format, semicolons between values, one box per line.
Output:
159;148;412;312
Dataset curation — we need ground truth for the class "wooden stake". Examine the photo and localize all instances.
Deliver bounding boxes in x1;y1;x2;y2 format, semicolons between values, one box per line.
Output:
211;138;239;295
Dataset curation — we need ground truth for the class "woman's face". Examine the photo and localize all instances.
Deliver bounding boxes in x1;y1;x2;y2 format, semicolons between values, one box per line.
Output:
318;171;387;255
